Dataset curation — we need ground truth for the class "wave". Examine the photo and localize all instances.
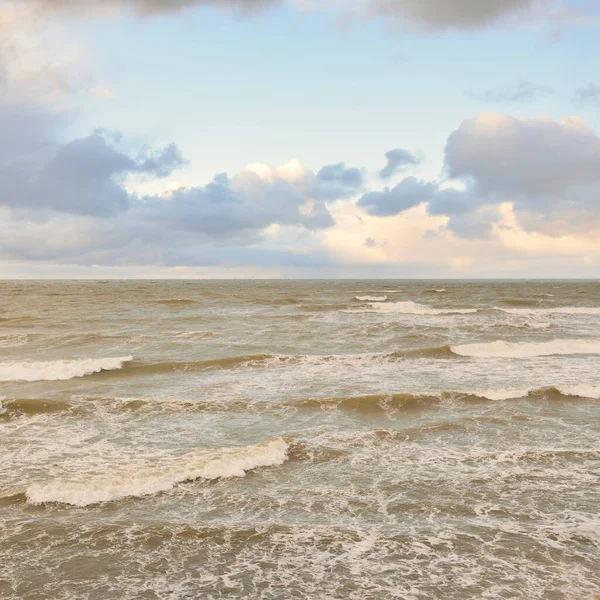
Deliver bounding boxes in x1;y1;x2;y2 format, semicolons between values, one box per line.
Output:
100;349;458;380
249;297;301;306
155;298;197;305
0;333;28;348
26;437;289;507
4;383;599;423
496;306;600;315
450;339;600;358
0;397;77;418
355;296;388;302
391;345;457;359
113;354;273;378
346;301;600;318
349;301;477;316
424;289;446;294
175;330;214;339
294;393;448;413
499;298;542;308
469;385;600;400
0;356;133;382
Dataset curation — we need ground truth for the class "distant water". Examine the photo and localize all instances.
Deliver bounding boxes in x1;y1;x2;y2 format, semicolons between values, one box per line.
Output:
1;280;599;599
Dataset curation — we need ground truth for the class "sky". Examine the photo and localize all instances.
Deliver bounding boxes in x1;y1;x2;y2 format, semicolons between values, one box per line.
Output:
1;0;600;278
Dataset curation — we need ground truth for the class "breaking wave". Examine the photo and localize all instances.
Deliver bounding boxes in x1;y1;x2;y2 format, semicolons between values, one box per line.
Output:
355;296;387;302
3;383;599;422
26;438;289;507
350;301;477;315
450;339;600;358
0;356;133;382
496;306;600;315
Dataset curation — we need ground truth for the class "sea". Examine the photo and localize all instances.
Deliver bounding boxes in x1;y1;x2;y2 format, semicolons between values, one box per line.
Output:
1;280;599;600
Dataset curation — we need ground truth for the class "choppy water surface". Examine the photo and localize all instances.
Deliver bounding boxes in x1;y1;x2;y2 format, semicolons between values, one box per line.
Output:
1;280;599;599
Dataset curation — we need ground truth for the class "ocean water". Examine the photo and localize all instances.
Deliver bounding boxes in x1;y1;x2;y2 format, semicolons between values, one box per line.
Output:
1;280;599;600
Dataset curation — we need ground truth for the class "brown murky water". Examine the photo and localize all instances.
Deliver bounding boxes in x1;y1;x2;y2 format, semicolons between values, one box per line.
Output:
1;280;599;599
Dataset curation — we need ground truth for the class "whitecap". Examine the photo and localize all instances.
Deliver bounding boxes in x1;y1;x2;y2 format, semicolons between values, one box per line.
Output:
496;306;600;315
357;301;477;315
26;437;289;506
0;356;133;382
355;296;388;302
451;339;600;359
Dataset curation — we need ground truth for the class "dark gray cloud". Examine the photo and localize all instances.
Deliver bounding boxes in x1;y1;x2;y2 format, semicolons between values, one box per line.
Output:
366;0;560;29
379;148;419;180
467;80;554;103
573;83;600;103
358;177;435;216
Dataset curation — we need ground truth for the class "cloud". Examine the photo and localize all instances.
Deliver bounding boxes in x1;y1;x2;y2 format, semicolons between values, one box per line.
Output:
17;0;280;17
12;0;590;31
467;80;554;103
136;167;335;238
314;162;364;201
0;90;338;264
90;86;118;100
0;123;186;217
379;148;419;180
358;112;600;240
358;177;435;216
445;112;600;197
573;83;600;103
363;0;569;30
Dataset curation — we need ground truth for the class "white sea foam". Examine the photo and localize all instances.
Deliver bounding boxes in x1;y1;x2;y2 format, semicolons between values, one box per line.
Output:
0;356;133;382
451;339;600;358
0;334;28;348
464;387;534;400
456;385;600;400
175;330;214;339
364;301;477;315
497;306;600;315
425;289;446;293
355;296;387;302
26;437;289;506
547;520;600;544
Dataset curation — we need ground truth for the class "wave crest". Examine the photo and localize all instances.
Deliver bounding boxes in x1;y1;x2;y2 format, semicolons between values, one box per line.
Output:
26;438;289;507
0;356;133;382
450;339;600;358
358;301;477;315
355;296;387;302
